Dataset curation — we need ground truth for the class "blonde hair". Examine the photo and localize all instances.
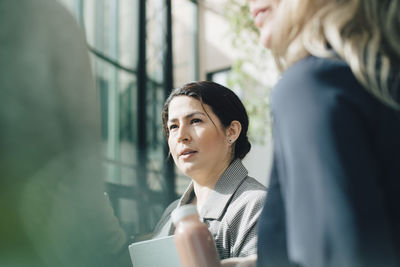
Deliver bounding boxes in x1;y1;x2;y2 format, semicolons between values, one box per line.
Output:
270;0;400;109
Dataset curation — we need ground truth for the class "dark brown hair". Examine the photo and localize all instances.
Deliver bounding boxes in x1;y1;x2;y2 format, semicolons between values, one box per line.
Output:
162;81;251;159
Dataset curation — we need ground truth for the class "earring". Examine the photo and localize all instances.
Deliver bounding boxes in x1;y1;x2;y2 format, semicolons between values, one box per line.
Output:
228;139;232;144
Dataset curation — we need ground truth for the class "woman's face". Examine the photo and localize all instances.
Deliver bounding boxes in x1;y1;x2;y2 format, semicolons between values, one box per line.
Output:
248;0;282;48
167;96;232;182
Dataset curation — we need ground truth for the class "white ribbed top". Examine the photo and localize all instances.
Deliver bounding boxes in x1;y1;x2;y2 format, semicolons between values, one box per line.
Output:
171;204;198;224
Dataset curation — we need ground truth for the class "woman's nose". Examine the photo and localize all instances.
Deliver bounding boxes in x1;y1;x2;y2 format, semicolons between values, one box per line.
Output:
177;125;191;142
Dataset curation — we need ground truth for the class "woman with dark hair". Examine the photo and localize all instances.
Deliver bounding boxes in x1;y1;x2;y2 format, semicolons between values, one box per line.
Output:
152;81;266;260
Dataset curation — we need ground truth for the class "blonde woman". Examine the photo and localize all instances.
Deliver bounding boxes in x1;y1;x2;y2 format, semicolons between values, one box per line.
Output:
222;0;400;266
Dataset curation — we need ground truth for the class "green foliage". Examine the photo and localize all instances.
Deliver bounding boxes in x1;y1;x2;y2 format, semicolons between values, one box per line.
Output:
224;0;276;144
224;0;259;47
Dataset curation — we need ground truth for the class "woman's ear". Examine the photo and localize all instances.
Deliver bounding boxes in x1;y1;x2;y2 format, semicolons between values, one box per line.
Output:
226;120;242;144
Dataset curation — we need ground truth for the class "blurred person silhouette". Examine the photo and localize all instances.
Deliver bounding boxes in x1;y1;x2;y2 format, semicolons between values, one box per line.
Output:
222;0;400;266
153;81;266;260
0;0;131;266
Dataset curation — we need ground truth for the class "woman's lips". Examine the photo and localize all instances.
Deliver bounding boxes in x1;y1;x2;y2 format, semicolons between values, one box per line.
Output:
179;150;197;159
253;7;270;28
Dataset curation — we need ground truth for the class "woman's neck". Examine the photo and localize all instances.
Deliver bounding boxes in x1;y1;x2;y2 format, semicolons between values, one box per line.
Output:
190;159;233;212
190;183;211;213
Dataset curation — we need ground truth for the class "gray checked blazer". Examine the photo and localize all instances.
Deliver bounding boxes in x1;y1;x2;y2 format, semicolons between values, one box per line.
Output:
153;159;267;260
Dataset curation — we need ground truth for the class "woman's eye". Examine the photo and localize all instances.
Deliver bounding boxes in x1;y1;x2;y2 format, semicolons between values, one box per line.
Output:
191;118;202;124
169;124;178;130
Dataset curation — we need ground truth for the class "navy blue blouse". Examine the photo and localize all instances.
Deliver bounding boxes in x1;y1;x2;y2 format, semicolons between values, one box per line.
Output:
257;56;400;267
